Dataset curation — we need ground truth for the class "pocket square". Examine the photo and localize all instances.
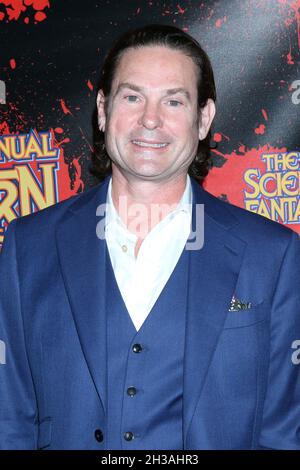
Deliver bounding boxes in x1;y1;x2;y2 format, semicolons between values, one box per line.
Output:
229;295;252;312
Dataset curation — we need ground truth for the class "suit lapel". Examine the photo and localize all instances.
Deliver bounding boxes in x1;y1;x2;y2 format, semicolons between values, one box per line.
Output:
56;177;110;414
183;180;247;445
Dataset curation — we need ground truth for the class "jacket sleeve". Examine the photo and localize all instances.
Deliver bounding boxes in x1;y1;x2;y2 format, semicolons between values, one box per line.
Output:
259;230;300;450
0;219;38;449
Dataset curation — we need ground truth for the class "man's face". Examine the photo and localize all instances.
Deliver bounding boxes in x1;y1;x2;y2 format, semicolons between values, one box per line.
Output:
97;45;215;183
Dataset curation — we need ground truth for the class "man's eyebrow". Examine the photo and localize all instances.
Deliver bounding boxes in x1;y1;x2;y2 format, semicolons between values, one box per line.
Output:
165;88;191;100
114;82;191;100
113;82;142;97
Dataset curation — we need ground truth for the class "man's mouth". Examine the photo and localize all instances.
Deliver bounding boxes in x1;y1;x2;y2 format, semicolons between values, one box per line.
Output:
131;140;169;149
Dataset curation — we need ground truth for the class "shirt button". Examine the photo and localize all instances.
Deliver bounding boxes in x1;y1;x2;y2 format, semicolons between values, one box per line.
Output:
127;386;137;397
94;429;104;442
132;343;143;353
121;244;128;253
124;431;134;441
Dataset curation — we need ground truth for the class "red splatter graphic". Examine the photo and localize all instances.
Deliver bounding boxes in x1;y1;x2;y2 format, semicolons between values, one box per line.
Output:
59;99;73;116
262;109;268;121
290;0;300;50
285;17;294;26
0;102;28;132
54;127;63;134
25;0;49;9
0;121;10;134
177;4;185;14
34;10;46;21
10;58;16;69
0;0;50;23
213;132;231;143
51;130;84;198
55;136;70;146
287;44;294;64
70;157;83;194
87;80;93;91
255;124;266;135
136;7;141;14
204;143;300;234
280;0;300;54
214;133;222;142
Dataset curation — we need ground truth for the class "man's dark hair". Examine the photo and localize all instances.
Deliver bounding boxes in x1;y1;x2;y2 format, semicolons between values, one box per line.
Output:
91;24;216;183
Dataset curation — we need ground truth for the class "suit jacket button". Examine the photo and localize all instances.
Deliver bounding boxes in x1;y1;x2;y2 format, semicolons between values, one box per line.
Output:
127;386;137;396
95;429;104;442
132;343;143;353
124;431;134;441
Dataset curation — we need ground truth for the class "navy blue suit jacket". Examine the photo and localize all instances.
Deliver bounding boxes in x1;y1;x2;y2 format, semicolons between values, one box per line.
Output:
0;176;299;449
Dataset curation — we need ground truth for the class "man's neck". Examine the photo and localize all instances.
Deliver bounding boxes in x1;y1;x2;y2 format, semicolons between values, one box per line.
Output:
110;167;188;241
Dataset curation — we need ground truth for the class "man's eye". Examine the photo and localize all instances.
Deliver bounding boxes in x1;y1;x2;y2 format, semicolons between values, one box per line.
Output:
168;100;182;107
125;95;139;103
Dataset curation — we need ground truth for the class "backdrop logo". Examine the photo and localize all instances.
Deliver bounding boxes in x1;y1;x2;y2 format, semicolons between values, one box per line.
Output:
244;152;300;225
0;129;60;247
204;144;300;235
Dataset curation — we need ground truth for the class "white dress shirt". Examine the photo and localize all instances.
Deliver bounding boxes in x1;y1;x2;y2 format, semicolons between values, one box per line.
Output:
105;175;193;331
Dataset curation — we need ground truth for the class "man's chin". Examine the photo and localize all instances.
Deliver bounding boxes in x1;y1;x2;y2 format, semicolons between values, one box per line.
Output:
125;170;173;183
111;160;176;182
125;163;170;180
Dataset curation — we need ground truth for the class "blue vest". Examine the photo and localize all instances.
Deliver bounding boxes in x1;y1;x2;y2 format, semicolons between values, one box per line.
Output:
105;244;189;450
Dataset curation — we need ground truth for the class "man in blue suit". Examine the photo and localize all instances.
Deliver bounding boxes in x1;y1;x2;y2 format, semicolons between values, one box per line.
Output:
0;25;299;450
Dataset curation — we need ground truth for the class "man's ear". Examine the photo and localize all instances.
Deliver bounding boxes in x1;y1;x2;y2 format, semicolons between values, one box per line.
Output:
96;89;106;132
198;98;216;140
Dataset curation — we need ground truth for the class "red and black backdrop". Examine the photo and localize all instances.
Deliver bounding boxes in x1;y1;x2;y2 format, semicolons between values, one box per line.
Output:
1;0;300;250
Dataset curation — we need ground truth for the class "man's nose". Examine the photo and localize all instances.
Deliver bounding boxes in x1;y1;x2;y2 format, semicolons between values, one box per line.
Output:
138;101;163;130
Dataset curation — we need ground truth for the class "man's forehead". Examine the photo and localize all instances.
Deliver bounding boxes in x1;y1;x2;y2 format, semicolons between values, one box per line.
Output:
111;45;198;91
116;44;194;68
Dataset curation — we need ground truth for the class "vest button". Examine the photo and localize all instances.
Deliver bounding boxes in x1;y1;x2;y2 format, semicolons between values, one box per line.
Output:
94;429;104;443
132;343;143;353
124;431;134;441
127;386;137;397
